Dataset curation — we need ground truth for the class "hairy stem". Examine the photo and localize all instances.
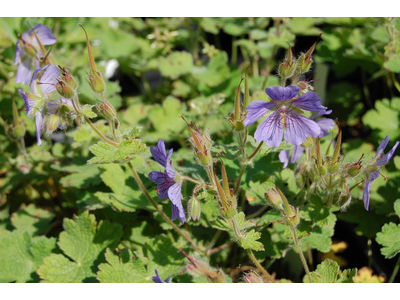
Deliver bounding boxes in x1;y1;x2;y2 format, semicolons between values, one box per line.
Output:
288;225;313;282
247;249;276;283
84;117;119;147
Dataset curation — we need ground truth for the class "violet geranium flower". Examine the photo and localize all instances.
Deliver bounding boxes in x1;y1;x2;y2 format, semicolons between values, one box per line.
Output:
279;110;335;168
245;86;327;147
152;269;171;283
19;64;59;145
148;140;185;223
15;24;56;85
363;135;399;211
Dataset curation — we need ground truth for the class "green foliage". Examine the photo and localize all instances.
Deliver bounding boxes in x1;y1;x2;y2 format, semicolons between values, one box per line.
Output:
376;222;400;259
0;230;57;283
37;211;122;283
159;51;194;79
88;139;147;165
307;259;357;283
240;229;264;251
11;204;54;235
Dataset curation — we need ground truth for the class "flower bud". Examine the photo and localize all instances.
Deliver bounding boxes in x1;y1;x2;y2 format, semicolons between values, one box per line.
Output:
278;61;297;79
47;114;60;135
188;197;201;221
88;71;106;93
245;271;264;283
301;136;314;148
220;206;237;219
208;270;227;283
346;164;363;177
59;66;78;90
56;81;75;99
337;193;352;209
96;100;117;121
296;173;306;188
328;161;340;174
264;188;282;208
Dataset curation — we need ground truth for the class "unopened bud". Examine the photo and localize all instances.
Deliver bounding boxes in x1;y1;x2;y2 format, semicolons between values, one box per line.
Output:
278;61;297;79
56;82;75;99
96;100;117;121
59;66;78;90
316;164;327;176
337;193;352;209
47;114;60;135
245;271;263;283
301;136;314;148
264;188;282;208
208;270;227;283
296;173;306;188
220;206;236;219
188;197;201;221
347;164;363;177
328;161;340;174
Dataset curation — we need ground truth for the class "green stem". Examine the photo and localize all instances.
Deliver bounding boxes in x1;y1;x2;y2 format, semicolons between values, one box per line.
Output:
247;249;276;283
391;72;400;93
231;36;237;64
261;45;277;90
206;230;222;252
234;165;246;195
289;225;313;283
247;141;264;161
84;117;119;147
389;254;400;283
127;161;203;253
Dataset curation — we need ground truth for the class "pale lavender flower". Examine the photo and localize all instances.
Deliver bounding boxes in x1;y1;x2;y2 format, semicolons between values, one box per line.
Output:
15;24;56;84
279;110;335;168
148;140;185;223
363;135;399;211
19;64;59;145
152;269;171;283
245;86;327;148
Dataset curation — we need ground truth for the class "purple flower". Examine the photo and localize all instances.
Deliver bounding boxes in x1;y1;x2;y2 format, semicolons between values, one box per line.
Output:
279;110;335;168
363;135;399;211
148;140;185;223
19;64;60;145
152;269;171;283
245;86;327;147
15;24;56;85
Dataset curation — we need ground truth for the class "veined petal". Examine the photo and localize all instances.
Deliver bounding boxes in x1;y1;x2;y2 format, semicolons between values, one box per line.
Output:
265;86;300;101
148;171;173;199
165;160;176;178
15;57;32;85
375;135;390;159
291;145;305;164
168;182;182;206
32;25;56;46
316;118;335;138
244;100;274;126
21;24;42;43
150;140;173;168
254;111;283;147
19;89;34;118
35;112;44;146
30;65;49;94
40;65;59;95
375;141;399;166
14;41;23;66
284;111;321;146
311;109;332;120
148;171;167;184
292;91;326;112
171;202;186;224
279;150;289;168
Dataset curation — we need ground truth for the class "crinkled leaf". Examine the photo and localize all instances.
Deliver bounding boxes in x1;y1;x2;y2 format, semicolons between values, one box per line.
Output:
37;211;122;283
97;248;148;283
11;204;54;236
0;231;57;283
192;52;230;87
211;212;255;232
88;139;147;165
240;229;264;251
376;222;400;259
308;259;357;283
82;104;97;119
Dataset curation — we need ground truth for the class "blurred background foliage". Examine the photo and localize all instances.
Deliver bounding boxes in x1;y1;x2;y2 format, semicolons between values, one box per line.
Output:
0;17;399;282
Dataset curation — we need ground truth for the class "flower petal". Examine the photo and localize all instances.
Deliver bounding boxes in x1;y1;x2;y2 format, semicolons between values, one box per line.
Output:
150;140;173;168
152;269;170;283
254;111;283;147
165;160;176;178
375;141;399;166
265;86;300;101
15;57;32;85
284;111;321;146
35;112;44;146
316;118;335;138
168;182;185;223
14;41;23;66
291;145;305;164
39;65;59;95
363;170;380;211
375;135;390;159
148;171;173;199
279;150;289;168
244;100;274;126
310;109;332;120
292;91;326;112
32;25;56;46
19;89;33;118
21;24;42;43
30;65;49;94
